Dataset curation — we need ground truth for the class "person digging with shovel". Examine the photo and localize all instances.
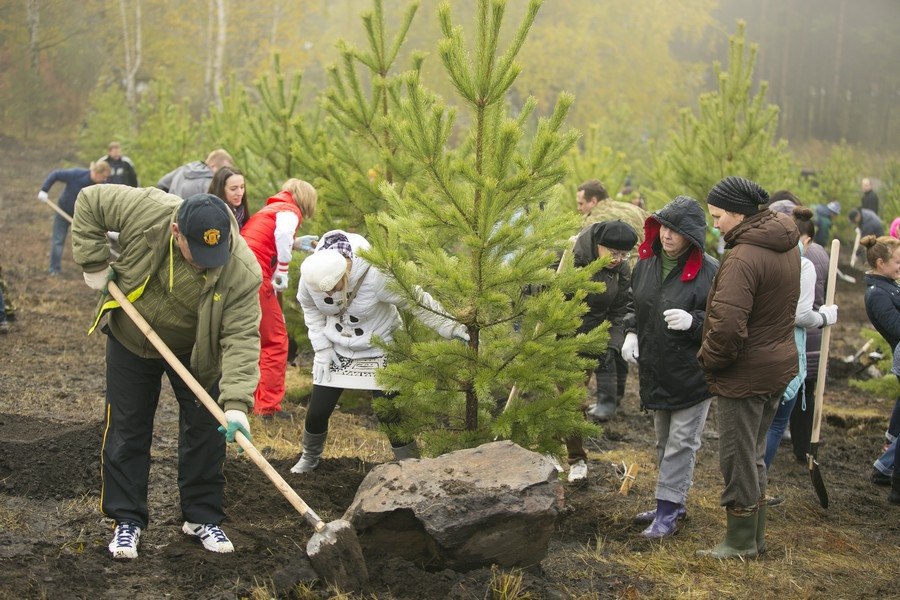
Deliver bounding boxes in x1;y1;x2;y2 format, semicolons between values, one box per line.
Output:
71;187;262;560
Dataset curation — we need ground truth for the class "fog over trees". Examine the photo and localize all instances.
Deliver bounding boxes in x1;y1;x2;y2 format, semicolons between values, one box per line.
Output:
1;0;897;151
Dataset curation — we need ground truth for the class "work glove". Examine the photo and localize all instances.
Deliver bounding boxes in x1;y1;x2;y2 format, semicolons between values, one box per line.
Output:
818;304;838;327
293;235;319;252
663;308;693;331
621;332;639;365
450;323;470;343
83;266;115;292
313;347;342;383
272;262;290;292
37;190;49;202
218;409;251;452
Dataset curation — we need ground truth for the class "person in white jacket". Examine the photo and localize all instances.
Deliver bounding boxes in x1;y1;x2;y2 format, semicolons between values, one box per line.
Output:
764;205;838;472
290;230;469;473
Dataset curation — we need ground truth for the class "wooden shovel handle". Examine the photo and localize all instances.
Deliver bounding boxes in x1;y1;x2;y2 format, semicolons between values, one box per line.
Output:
811;239;840;444
41;198;74;223
106;281;327;533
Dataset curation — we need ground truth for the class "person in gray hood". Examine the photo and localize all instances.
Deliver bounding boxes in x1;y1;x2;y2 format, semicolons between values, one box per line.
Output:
624;196;719;538
157;149;234;199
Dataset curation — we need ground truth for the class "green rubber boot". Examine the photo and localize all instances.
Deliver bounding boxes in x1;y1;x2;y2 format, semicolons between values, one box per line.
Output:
756;500;768;555
697;509;758;559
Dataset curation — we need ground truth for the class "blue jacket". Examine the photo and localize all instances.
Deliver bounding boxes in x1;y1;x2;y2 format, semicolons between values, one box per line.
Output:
864;273;900;350
41;168;97;216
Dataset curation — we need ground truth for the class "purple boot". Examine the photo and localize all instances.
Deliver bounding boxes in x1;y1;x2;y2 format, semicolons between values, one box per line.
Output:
641;499;683;538
633;503;687;525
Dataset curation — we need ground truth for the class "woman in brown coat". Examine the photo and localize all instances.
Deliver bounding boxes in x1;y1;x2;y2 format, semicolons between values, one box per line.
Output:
697;176;801;559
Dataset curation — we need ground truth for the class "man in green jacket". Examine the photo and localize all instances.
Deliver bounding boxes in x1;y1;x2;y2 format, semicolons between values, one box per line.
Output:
72;187;262;560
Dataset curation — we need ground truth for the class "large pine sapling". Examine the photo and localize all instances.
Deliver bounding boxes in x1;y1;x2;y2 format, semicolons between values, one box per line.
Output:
645;21;795;207
294;0;422;232
363;0;606;455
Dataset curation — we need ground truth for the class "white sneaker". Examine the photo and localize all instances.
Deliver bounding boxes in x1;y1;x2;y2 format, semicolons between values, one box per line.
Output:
182;522;234;553
108;521;141;559
568;459;588;482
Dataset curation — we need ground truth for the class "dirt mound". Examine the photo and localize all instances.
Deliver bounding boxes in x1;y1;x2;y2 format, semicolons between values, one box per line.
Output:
0;414;102;499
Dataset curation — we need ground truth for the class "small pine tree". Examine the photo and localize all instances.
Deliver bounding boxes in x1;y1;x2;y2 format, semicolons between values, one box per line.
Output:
645;21;796;207
564;124;630;210
363;0;605;455
239;54;306;195
76;83;136;163
131;77;199;185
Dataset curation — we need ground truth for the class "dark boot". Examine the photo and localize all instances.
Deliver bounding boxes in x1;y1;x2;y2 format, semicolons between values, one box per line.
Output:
391;441;420;460
640;499;682;538
872;467;892;486
634;504;687;525
290;430;328;474
756;497;768;555
697;508;758;559
889;472;900;505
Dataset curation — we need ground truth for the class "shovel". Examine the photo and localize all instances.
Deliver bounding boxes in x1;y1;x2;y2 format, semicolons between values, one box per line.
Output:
808;238;840;509
849;227;861;269
105;280;369;591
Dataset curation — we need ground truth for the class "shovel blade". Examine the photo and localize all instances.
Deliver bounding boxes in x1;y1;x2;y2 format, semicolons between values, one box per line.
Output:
306;519;369;592
807;444;829;509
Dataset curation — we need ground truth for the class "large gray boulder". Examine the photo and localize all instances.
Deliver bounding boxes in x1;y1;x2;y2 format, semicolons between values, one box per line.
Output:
343;440;563;570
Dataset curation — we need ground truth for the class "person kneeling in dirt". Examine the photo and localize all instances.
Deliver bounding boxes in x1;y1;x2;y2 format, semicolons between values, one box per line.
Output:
697;177;801;559
72;188;262;560
624;196;719;538
290;231;469;474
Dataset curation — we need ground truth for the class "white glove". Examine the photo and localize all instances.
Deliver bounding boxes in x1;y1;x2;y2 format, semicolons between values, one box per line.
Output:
818;304;838;326
37;190;49;202
83;266;113;291
293;235;319;252
313;347;342;383
450;323;470;343
663;308;693;331
272;262;290;292
621;332;639;364
220;409;251;449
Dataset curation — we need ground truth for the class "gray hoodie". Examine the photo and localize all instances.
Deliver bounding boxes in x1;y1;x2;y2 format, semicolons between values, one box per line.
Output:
157;161;213;199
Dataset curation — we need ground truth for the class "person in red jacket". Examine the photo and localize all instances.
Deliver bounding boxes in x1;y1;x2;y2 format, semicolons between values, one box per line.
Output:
241;178;318;417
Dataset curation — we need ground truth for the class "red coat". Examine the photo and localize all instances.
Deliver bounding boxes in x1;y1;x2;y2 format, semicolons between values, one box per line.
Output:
241;190;303;279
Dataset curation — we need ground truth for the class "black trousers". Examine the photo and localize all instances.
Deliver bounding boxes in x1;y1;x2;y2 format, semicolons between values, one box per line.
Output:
101;334;226;529
304;385;409;447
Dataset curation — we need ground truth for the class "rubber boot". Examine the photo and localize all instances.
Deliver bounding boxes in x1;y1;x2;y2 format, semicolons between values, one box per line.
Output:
697;508;758;559
756;497;768;555
889;471;900;505
641;499;683;538
289;430;328;474
586;391;617;422
391;441;420;460
633;504;687;525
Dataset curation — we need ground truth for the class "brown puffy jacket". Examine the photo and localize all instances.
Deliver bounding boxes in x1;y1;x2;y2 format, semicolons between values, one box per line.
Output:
698;210;801;398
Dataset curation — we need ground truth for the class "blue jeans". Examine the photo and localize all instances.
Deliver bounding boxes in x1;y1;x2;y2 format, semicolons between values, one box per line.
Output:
764;386;802;469
874;438;896;476
49;213;70;273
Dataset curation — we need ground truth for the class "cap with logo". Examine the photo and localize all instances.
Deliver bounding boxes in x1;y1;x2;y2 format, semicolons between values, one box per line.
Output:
177;194;232;268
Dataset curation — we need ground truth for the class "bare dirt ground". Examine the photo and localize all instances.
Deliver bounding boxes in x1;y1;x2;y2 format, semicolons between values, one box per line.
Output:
0;137;897;599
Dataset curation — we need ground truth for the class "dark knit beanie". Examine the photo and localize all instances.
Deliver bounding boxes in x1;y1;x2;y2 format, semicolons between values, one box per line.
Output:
706;176;770;216
591;220;638;251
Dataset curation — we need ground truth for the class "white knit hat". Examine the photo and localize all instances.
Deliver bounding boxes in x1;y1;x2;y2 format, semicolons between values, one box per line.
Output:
301;249;348;292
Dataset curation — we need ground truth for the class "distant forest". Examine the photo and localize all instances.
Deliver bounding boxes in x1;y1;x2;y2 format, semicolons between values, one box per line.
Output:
1;0;897;151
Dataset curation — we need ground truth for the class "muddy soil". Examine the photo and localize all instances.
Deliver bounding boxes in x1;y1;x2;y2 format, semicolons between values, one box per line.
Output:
0;137;896;599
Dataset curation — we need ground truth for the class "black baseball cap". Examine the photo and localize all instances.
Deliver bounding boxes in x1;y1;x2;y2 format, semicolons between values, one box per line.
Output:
177;194;232;268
